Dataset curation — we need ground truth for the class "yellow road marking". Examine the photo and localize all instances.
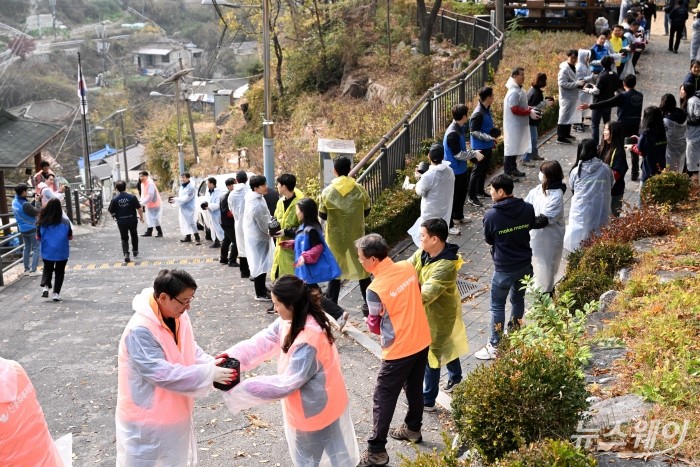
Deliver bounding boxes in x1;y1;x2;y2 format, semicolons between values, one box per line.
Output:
63;257;219;270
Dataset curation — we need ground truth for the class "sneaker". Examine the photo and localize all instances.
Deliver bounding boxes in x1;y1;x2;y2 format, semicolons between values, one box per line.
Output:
443;380;460;393
556;138;572;144
52;293;61;302
448;227;461;235
357;449;389;467
133;251;139;257
23;270;30;277
195;237;202;246
467;196;482;207
474;343;498;360
210;241;221;248
336;311;350;332
124;255;131;263
389;423;422;443
423;404;437;413
509;170;526;177
254;293;272;302
266;304;276;314
532;155;545;161
41;286;49;298
29;271;42;277
219;258;228;264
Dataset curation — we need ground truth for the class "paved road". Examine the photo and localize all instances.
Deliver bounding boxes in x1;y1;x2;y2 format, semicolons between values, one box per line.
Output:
0;15;690;467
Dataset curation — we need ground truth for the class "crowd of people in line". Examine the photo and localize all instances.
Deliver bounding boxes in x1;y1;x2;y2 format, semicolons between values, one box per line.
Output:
7;5;700;466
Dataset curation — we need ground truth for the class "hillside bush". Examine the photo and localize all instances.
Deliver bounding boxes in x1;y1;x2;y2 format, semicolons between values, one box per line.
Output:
577;241;635;277
556;268;615;307
640;171;692;207
452;340;588;463
399;432;464;466
585;205;677;245
366;177;420;246
496;439;596;467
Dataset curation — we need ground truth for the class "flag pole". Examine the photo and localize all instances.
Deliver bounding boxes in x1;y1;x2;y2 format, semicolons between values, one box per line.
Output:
78;52;92;190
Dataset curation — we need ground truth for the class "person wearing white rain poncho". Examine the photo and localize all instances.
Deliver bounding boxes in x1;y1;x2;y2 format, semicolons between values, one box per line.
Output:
563;139;614;253
218;275;359;467
243;175;276;301
524;161;566;293
115;269;236;467
138;171;163;237
169;172;201;245
201;177;225;248
407;143;454;247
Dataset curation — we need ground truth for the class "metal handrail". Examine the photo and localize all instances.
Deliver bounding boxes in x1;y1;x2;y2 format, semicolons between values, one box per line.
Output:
0;219;23;286
352;10;504;201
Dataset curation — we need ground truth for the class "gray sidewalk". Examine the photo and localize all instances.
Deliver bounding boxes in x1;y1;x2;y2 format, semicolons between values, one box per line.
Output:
337;18;689;410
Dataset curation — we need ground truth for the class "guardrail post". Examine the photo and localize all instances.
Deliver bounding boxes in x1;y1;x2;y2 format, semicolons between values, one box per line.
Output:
403;122;411;158
440;10;445;34
74;191;81;225
427;97;434;140
459;78;466;104
454;16;459;45
64;186;73;223
380;147;389;191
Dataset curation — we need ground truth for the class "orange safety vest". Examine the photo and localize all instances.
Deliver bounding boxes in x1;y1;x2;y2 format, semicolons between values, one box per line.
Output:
368;258;432;360
141;178;161;209
0;359;64;466
278;317;348;432
116;295;195;427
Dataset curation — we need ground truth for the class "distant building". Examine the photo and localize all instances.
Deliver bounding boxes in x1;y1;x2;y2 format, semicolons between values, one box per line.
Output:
8;99;76;124
133;41;205;76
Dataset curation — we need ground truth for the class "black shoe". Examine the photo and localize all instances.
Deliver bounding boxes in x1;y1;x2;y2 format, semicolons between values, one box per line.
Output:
228;261;240;267
219;258;228;264
133;251;139;258
241;273;250;278
532;155;545;161
210;241;221;248
556;138;572;144
155;233;163;238
467;196;482;207
124;255;131;263
180;236;192;243
631;174;639;182
509;169;526;177
194;236;202;246
41;289;49;298
141;232;153;237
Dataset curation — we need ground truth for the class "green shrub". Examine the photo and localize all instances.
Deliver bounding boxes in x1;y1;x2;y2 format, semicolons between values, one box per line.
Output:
577;241;635;277
366;179;420;247
640;171;692;207
446;0;488;16
589;205;677;244
556;268;614;307
452;341;589;463
496;439;596;467
407;54;436;97
510;278;594;370
399;432;465;466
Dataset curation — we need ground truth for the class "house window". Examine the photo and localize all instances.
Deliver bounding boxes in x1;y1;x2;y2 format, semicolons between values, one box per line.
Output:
162;54;170;63
145;55;155;67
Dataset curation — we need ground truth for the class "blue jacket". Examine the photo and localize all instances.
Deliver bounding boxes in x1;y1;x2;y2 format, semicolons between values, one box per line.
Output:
12;195;37;233
469;103;495;150
38;218;72;261
483;197;535;272
590;44;610;74
443;121;468;175
294;224;341;284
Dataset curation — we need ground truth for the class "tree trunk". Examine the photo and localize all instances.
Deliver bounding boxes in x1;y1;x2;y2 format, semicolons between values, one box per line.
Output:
273;32;284;97
416;0;442;56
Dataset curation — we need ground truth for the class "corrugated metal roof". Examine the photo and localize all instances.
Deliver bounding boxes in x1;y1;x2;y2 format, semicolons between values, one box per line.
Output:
0;110;64;169
7;99;76;123
135;48;172;55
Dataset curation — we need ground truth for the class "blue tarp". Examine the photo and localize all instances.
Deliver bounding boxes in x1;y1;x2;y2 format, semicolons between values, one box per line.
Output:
77;144;117;168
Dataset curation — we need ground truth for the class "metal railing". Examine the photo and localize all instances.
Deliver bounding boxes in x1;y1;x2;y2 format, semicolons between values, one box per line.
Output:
68;188;104;226
350;10;504;202
0;216;22;286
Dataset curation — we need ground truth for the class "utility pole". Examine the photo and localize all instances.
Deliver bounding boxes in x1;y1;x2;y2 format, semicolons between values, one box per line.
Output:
262;0;275;183
159;68;195;177
117;110;129;183
179;57;200;164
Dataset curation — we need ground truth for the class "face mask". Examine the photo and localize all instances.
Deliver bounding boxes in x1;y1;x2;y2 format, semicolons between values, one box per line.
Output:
538;172;545;183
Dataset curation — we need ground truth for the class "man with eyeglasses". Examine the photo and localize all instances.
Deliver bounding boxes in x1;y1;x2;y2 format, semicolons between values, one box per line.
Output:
116;269;236;465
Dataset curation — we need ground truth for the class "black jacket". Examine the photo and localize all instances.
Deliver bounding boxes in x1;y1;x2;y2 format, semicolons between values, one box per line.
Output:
527;86;545;126
483;197;536;272
220;190;235;228
108;192;141;225
590;88;643;135
594;70;620;103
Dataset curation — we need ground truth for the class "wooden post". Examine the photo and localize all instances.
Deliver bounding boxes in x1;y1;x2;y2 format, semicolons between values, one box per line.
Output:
0;171;9;236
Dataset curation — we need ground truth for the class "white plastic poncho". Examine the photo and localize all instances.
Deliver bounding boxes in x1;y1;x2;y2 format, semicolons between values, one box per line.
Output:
564;158;614;252
139;178;163;228
664;113;687;172
230;183;249;257
243;190;274;278
115;288;217;467
503;76;531;157
525;186;565;293
558;60;580;126
172;182;198;236
408;161;455;247
686;96;700;173
691;18;700;62
576;49;595;123
204;186;225;242
221;316;359;467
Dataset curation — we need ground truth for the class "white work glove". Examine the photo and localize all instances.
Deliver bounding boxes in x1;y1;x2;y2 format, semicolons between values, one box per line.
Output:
529;109;542;120
474;151;484;162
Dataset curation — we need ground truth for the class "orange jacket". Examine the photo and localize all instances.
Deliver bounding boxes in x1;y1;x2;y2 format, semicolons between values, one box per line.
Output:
367;258;431;360
0;358;64;466
140;178;161;209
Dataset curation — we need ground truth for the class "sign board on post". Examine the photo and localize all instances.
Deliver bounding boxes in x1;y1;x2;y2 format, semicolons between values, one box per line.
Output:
318;138;356;188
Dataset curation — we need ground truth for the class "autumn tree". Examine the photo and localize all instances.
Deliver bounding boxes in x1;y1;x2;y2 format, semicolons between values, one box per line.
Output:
7;36;36;60
417;0;442;56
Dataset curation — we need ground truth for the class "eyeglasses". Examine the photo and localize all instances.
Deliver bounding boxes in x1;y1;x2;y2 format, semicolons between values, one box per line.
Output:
172;295;195;308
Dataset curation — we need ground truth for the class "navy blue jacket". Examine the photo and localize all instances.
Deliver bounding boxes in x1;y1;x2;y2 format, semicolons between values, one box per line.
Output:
483;197;536;272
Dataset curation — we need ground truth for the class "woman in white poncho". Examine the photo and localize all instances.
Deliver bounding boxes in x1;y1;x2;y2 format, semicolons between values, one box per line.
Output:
219;275;359;466
524;161;566;293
